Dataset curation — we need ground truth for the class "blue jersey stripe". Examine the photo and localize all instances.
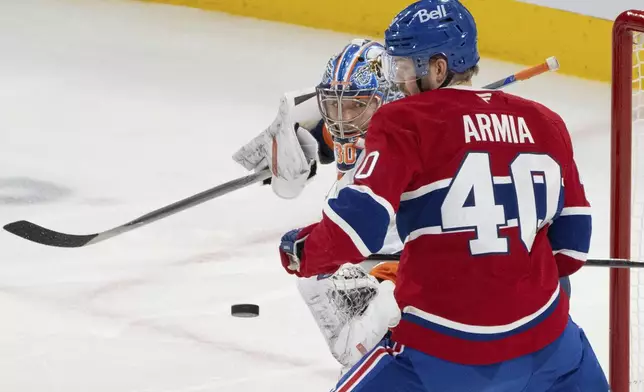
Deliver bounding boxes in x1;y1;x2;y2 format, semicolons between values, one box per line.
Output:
327;187;391;253
548;214;592;253
397;182;556;241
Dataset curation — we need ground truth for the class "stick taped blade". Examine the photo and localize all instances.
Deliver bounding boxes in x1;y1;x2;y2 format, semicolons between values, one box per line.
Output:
3;220;98;248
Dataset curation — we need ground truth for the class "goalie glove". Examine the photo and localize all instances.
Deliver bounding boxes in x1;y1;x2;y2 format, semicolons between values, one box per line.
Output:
297;263;401;369
232;88;320;199
279;225;313;276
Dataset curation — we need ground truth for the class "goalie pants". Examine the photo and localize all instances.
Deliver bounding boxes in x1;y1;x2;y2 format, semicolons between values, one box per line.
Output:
331;317;608;392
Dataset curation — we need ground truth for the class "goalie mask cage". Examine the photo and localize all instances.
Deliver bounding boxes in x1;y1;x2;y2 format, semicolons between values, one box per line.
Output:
611;9;644;392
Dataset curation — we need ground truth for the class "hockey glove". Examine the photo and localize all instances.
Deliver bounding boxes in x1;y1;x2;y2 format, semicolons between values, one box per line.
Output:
279;224;317;276
232;89;320;199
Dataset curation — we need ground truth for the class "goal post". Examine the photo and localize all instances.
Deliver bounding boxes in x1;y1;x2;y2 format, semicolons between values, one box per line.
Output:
610;9;644;392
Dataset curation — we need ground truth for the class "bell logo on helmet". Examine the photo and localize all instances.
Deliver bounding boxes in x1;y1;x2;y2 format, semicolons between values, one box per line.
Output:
414;5;448;23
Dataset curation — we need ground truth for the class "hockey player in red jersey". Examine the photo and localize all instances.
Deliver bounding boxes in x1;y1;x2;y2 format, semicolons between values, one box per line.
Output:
278;0;609;390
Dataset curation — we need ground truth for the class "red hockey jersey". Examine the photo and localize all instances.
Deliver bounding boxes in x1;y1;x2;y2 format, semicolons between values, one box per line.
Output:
295;86;591;365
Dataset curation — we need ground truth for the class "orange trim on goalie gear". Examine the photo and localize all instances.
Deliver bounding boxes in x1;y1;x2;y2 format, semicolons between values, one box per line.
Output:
271;136;278;176
334;45;349;83
334;141;357;166
322;123;334;149
514;61;550;81
369;261;398;284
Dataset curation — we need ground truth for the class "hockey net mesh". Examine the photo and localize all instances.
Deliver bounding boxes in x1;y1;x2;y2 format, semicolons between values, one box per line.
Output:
632;31;644;391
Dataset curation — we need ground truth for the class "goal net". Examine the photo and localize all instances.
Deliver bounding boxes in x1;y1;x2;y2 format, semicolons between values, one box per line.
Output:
612;11;644;392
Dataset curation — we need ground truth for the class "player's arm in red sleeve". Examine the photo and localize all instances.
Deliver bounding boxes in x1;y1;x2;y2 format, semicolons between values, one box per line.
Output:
296;108;422;277
547;119;591;277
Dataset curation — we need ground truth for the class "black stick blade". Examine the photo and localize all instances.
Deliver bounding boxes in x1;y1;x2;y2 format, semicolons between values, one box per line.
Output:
3;220;98;248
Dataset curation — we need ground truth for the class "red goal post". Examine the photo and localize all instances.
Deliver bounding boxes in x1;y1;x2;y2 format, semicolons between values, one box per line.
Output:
611;9;644;392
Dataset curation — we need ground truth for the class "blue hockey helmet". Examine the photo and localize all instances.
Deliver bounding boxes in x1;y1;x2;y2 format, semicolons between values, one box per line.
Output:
317;39;394;139
383;0;479;86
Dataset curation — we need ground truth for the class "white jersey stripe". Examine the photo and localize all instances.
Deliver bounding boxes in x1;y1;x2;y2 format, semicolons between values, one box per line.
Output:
559;206;592;216
404;220;520;243
401;178;451;201
553;249;588;262
402;283;560;335
323;203;372;257
401;175;544;201
335;347;389;392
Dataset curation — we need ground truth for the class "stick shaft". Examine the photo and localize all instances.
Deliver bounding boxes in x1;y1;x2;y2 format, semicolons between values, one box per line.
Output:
482;56;559;90
366;254;644;268
3;169;271;247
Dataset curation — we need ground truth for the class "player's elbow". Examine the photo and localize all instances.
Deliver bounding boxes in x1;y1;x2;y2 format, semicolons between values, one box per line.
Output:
547;213;591;272
555;254;584;277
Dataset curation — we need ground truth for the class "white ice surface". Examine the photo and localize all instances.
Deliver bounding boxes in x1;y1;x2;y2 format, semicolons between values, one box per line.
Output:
0;0;615;391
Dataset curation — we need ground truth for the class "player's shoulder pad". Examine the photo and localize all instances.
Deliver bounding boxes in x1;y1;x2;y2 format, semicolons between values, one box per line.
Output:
503;92;566;126
374;91;446;121
369;98;414;128
503;92;575;163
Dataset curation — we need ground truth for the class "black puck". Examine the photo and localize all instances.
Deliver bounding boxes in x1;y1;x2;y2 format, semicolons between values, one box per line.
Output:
231;303;259;318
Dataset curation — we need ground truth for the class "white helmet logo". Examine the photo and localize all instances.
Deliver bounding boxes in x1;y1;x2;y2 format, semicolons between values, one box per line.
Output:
414;5;448;23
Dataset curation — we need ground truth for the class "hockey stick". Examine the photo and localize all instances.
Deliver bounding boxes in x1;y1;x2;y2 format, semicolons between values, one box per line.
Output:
481;56;559;89
3;169;272;248
3;58;560;248
366;254;644;269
